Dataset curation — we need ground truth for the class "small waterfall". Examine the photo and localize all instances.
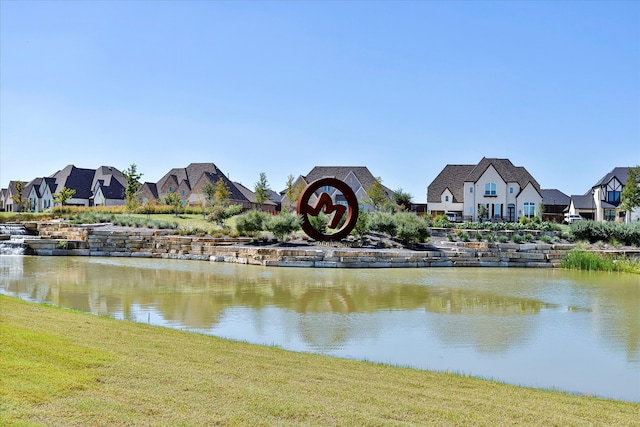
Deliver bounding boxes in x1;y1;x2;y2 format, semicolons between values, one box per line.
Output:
0;224;36;256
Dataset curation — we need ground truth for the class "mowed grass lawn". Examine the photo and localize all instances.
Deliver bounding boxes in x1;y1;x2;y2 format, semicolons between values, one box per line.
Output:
1;296;638;426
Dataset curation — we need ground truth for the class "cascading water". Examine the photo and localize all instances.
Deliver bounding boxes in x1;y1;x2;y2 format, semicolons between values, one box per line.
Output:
0;224;36;255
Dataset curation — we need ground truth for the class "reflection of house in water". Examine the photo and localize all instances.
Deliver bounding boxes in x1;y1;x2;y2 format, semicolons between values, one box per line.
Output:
423;288;554;315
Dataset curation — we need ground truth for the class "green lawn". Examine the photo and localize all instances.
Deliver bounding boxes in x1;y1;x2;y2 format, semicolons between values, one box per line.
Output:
1;295;638;426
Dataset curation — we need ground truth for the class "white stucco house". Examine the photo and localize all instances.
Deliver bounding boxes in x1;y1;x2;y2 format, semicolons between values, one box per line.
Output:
427;158;543;222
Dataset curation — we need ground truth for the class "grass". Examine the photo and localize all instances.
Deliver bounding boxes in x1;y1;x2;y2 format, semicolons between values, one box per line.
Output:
562;249;640;274
1;296;638;426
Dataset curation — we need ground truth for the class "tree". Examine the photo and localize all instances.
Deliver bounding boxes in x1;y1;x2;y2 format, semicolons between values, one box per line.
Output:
284;175;306;212
53;186;76;207
264;212;302;242
254;172;271;208
214;178;231;207
392;188;413;211
366;177;389;211
163;191;182;217
123;164;143;212
10;181;25;212
202;182;217;215
621;166;640;222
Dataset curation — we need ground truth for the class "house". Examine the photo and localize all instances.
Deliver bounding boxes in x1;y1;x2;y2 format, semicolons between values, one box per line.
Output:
284;166;394;212
2;181;28;212
427;158;543;222
6;165;127;212
540;189;570;223
566;167;639;223
0;188;6;211
137;163;258;211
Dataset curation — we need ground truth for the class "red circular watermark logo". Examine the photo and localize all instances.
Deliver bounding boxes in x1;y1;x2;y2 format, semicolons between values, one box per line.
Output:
296;178;359;241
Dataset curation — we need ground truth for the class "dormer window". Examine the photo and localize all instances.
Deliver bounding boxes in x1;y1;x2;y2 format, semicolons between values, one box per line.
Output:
445;195;449;202
484;183;497;196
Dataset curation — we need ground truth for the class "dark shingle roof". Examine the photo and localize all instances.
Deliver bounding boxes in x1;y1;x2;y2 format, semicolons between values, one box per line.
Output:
593;167;632;187
466;158;541;191
541;189;570;206
302;166;394;196
571;194;594;209
427;164;475;203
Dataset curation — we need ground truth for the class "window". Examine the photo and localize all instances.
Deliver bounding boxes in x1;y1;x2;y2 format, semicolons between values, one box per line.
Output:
484;183;497;196
469;207;474;214
604;209;616;221
181;189;186;196
445;195;449;202
607;191;620;204
470;187;473;193
509;187;513;194
169;186;173;192
523;202;535;218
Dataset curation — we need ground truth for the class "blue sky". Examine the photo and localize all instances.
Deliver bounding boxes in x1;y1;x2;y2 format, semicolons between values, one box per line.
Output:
1;0;638;202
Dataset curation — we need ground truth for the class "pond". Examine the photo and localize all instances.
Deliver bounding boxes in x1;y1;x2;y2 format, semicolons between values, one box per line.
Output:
1;255;638;402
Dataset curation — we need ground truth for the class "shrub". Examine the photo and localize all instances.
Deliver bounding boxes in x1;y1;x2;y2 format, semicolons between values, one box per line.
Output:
235;210;269;237
393;212;430;244
264;212;302;242
458;231;469;242
497;235;508;243
512;234;523;244
474;232;483;241
432;214;451;228
485;233;495;243
540;235;552;243
309;212;329;235
447;233;455;242
369;212;397;236
524;233;534;242
353;211;371;239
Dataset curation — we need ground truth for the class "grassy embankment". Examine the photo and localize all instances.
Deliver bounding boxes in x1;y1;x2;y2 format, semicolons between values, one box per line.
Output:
561;249;640;274
2;296;638;426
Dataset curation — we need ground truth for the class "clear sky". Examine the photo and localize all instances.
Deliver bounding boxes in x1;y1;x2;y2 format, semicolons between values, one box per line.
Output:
1;0;638;202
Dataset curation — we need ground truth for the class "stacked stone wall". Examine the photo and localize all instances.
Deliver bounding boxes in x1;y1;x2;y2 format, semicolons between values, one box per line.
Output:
19;222;592;268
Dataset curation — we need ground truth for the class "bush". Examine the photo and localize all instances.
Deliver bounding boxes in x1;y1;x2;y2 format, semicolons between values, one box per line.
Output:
393;213;430;244
458;231;469;242
235;210;269;237
512;234;523;244
570;221;640;246
309;212;329;235
369;212;397;236
264;212;302;242
353;211;371;239
497;235;508;243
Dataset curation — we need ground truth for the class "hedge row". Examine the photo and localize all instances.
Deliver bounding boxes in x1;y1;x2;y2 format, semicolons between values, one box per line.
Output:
570;221;640;246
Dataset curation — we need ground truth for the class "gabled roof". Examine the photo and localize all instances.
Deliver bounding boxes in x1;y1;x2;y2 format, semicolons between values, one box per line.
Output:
427;164;475;203
93;166;126;199
139;182;159;200
49;165;96;199
540;189;570;206
593;167;631;187
465;157;541;191
570;194;595;210
302;166;393;195
156;163;222;193
232;181;277;206
25;178;43;199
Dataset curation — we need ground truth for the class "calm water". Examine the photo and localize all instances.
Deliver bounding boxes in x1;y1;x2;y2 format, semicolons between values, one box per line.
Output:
1;255;639;402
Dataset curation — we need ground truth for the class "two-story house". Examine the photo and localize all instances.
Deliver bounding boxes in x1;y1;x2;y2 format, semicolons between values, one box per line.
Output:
427;158;543;222
567;167;638;223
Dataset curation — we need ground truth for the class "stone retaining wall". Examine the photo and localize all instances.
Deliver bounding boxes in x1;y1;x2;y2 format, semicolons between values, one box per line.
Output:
21;222;588;268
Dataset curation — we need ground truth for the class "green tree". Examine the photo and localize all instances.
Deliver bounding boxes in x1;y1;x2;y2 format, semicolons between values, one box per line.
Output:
392;188;413;211
163;191;182;217
254;172;271;208
10;181;25;212
366;177;389;211
284;175;305;212
53;186;76;207
621;166;640;221
214;178;231;207
264;212;302;242
235;209;269;238
123;164;143;212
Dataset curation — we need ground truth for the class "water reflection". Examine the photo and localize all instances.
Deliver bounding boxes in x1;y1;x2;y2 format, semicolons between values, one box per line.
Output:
1;255;639;402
